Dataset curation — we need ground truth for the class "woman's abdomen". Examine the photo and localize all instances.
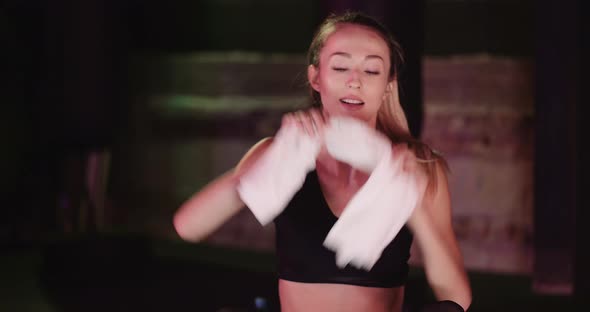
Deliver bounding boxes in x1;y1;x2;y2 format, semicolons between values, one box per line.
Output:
278;279;404;312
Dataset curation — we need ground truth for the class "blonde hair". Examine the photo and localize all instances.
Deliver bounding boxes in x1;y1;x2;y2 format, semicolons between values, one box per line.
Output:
306;11;448;192
377;79;447;194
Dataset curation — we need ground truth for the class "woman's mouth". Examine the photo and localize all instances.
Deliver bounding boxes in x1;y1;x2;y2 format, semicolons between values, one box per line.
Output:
339;98;365;110
340;98;364;105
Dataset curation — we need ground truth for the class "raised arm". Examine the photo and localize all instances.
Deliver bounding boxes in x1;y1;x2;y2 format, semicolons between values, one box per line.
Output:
173;137;273;242
407;160;472;311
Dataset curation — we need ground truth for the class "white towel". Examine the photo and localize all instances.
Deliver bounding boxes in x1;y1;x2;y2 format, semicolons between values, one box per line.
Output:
323;144;423;270
322;117;424;270
237;117;424;270
236;123;322;226
323;117;392;173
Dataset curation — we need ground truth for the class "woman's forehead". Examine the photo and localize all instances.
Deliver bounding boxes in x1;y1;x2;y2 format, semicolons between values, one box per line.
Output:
321;24;390;60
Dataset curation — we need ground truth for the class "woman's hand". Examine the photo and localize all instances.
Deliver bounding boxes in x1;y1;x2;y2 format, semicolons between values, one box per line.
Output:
281;108;329;137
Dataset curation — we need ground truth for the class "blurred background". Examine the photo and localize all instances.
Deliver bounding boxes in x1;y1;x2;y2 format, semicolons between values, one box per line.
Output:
1;0;586;311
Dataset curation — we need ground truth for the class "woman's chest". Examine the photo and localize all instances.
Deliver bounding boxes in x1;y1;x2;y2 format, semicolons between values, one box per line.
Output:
316;169;369;218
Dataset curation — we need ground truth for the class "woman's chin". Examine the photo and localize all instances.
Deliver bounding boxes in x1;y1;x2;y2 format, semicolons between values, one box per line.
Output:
333;113;378;127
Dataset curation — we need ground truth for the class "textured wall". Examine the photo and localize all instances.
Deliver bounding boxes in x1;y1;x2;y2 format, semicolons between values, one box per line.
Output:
108;53;534;274
415;56;534;273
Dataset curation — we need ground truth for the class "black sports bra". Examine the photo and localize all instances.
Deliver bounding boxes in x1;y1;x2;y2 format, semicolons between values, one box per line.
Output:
273;170;413;288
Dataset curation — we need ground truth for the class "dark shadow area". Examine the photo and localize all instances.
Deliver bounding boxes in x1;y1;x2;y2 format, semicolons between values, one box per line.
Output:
3;234;569;312
1;1;582;311
37;235;281;312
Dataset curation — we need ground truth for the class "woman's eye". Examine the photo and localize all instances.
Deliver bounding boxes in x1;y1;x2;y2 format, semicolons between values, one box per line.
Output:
332;67;348;72
365;70;380;75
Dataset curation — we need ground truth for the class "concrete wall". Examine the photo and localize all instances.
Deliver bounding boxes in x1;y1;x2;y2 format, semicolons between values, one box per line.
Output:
108;53;534;274
416;56;534;273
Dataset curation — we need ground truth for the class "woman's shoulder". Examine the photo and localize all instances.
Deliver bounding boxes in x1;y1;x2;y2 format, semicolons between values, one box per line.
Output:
390;141;451;196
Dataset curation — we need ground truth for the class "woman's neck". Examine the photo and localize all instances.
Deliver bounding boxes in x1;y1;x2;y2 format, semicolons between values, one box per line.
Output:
315;147;367;188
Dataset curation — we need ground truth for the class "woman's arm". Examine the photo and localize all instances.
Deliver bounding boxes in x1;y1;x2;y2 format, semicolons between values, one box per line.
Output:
173;137;274;242
407;160;472;311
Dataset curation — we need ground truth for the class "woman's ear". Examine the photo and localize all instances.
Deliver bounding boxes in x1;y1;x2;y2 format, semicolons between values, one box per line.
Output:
308;64;321;92
383;80;395;100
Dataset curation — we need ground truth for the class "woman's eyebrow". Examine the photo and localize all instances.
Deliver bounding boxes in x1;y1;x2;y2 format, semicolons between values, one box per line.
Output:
329;52;384;62
366;55;384;61
330;52;351;58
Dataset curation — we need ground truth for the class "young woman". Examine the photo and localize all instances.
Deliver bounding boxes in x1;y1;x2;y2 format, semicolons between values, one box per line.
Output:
173;12;472;312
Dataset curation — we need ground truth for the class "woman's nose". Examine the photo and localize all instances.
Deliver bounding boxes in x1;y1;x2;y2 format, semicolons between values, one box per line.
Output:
347;72;361;89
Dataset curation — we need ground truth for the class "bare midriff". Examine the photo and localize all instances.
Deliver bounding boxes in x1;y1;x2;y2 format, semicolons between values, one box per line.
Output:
278;279;405;312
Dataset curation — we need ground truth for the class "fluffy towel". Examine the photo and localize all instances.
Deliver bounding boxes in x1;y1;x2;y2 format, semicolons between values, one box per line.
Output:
323;143;423;270
323;116;392;173
236;123;321;226
237;117;425;270
322;117;424;270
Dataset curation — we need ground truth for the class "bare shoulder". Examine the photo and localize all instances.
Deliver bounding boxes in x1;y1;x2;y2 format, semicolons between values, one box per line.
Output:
235;136;274;175
420;156;453;227
416;153;449;198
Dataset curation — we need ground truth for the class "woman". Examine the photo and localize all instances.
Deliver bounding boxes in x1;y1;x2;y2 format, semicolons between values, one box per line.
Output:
173;12;472;312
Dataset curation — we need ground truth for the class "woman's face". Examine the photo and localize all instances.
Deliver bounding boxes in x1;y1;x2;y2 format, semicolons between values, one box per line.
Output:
309;23;392;126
